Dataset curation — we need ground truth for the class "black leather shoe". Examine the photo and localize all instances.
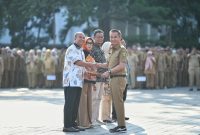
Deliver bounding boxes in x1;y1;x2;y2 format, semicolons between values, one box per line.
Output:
125;117;129;120
74;126;85;131
109;126;127;133
189;88;193;91
103;119;113;123
63;127;79;132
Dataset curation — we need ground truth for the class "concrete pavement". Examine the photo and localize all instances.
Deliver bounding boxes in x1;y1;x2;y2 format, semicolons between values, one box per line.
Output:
0;87;199;135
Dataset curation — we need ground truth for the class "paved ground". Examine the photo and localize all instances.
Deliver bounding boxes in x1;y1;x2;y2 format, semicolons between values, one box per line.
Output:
0;87;199;135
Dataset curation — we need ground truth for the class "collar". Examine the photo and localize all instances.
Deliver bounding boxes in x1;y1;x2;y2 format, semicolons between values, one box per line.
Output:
94;43;101;48
112;44;121;50
74;43;81;49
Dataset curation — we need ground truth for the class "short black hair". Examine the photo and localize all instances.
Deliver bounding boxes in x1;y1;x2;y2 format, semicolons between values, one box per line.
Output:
93;29;104;37
109;29;122;37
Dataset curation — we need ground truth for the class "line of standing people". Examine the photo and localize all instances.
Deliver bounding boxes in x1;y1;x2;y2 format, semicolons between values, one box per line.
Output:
62;29;129;133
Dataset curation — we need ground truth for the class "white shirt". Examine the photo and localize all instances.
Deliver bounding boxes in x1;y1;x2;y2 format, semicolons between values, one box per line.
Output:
63;44;85;88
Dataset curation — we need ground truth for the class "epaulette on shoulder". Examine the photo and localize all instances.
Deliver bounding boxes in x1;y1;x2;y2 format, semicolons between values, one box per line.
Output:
120;45;126;49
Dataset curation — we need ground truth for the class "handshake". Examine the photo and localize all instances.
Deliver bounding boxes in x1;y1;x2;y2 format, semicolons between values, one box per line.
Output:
85;62;109;78
85;62;106;69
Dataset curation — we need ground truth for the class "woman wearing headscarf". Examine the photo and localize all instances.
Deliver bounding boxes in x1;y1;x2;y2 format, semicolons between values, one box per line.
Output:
77;37;96;128
144;50;156;89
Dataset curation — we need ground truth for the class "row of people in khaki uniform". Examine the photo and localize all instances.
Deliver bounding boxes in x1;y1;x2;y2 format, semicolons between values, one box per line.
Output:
0;46;200;90
127;46;200;91
0;47;65;88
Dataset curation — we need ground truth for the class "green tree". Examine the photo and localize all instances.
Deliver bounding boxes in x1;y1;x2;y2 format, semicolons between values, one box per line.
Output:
1;0;200;48
2;0;61;48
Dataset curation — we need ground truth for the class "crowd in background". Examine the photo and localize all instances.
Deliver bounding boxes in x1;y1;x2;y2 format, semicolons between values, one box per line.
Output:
126;45;200;91
0;45;200;90
0;47;66;88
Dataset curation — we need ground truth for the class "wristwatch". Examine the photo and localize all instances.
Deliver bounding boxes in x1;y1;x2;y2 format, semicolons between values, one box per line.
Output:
108;69;112;75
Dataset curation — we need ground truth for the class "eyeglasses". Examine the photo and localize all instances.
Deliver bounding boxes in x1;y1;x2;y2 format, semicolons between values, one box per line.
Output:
87;42;93;45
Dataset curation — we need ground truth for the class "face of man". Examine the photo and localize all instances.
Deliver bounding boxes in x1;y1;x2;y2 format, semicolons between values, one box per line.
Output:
109;31;121;47
75;33;85;47
94;32;104;45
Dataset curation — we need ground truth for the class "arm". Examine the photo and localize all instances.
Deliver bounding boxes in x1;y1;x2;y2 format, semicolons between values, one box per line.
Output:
96;62;108;68
101;62;126;78
75;60;96;69
110;62;126;74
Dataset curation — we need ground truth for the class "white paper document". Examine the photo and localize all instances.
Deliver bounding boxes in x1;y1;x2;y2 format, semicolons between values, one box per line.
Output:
136;76;146;82
47;75;56;80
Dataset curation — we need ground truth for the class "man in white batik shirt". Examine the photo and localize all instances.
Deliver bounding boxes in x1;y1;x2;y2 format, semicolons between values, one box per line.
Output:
63;43;85;88
62;32;96;133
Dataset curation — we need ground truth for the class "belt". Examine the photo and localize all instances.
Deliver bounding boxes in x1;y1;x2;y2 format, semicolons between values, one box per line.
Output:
110;75;126;78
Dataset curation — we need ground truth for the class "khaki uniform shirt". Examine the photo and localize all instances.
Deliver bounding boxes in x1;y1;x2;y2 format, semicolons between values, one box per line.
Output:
188;54;200;69
108;45;127;75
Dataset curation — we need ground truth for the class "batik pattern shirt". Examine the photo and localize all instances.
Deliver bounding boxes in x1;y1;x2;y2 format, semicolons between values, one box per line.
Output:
63;44;85;88
90;44;107;82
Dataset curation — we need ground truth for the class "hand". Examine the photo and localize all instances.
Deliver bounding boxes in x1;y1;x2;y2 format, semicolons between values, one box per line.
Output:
95;63;107;68
101;71;109;78
87;62;97;70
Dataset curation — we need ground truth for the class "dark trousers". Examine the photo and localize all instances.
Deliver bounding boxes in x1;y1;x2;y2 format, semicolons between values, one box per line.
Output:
112;84;128;119
64;87;82;128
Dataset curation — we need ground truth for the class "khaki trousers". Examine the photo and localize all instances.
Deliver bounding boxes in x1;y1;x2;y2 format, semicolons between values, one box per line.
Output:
77;83;92;127
92;82;104;122
28;72;36;88
158;71;165;88
110;77;126;126
100;82;112;121
188;67;200;88
172;71;177;87
130;69;136;88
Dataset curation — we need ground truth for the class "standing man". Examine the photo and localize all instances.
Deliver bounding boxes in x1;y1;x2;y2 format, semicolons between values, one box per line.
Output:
99;29;128;133
188;48;200;91
62;32;96;132
90;29;107;125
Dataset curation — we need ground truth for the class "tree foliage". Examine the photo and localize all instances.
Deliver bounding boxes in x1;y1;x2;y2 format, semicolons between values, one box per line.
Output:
0;0;200;48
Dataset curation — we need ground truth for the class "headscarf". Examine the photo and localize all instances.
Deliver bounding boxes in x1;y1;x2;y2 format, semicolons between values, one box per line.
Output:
82;37;94;52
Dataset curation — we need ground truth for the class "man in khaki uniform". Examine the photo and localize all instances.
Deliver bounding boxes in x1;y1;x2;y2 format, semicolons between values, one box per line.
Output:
188;48;200;91
43;49;56;88
182;49;189;86
127;47;138;89
56;50;63;87
51;49;59;87
156;49;167;89
6;48;13;88
35;49;45;88
13;49;20;87
171;49;178;87
164;49;173;88
99;29;127;133
136;48;147;88
2;48;9;88
26;49;36;89
17;50;27;87
176;49;184;86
